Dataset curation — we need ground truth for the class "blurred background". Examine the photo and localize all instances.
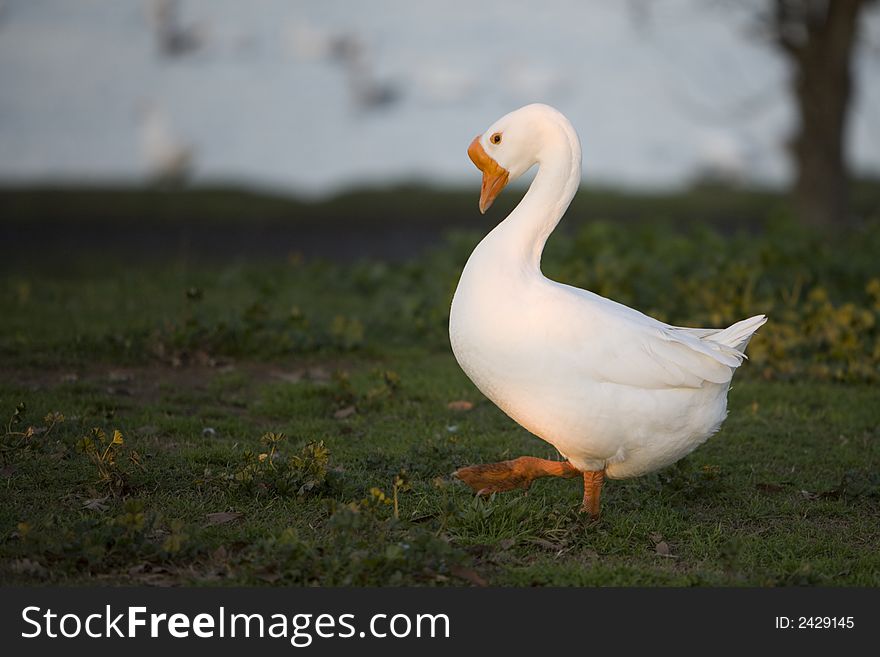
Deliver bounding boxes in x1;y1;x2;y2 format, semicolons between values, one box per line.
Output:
1;0;879;254
0;0;875;190
2;0;880;382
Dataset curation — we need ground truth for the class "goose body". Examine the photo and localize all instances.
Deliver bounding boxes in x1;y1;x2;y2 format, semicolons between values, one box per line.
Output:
450;104;765;510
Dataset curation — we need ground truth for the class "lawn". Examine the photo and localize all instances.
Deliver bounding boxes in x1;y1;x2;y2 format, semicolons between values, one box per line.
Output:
1;186;879;586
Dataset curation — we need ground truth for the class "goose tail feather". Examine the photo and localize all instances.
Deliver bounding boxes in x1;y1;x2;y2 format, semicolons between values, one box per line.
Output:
708;314;768;354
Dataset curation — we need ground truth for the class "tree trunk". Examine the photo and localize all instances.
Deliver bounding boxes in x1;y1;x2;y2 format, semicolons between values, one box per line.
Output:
776;0;869;226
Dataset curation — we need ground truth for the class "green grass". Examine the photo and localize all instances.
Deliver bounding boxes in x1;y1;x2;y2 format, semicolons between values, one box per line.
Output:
2;348;878;586
1;187;879;586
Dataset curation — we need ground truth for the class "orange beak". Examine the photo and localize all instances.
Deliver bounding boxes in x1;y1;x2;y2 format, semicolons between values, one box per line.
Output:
468;135;509;214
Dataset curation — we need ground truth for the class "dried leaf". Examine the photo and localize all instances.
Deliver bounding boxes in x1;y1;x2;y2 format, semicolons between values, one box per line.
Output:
83;497;110;512
450;564;488;587
334;405;356;419
128;564;176;587
447;400;474;411
655;541;672;556
128;563;151;575
205;511;243;525
11;559;47;577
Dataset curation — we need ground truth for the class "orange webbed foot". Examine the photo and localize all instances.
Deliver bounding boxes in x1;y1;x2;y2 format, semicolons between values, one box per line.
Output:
454;456;579;496
453;461;534;495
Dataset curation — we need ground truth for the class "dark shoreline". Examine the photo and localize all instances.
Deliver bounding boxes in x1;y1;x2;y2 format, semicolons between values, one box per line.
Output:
2;182;877;267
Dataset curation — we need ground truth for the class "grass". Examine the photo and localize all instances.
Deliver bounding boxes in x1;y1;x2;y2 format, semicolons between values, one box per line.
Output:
2;349;878;586
1;185;879;586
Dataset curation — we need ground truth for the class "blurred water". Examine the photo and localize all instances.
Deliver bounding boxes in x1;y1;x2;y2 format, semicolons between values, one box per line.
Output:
0;0;878;195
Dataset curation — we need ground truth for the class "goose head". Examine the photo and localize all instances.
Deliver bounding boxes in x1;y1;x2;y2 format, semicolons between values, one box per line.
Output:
467;103;576;214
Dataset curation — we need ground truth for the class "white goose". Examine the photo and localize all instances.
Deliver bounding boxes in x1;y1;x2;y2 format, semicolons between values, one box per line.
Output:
450;104;766;518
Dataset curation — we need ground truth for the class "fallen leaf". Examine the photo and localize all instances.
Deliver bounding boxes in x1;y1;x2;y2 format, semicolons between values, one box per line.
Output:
450;564;488;587
12;559;47;577
128;563;170;576
205;511;243;525
447;400;474;411
128;564;176;587
655;541;672;556
83;497;109;512
649;532;663;543
334;405;356;419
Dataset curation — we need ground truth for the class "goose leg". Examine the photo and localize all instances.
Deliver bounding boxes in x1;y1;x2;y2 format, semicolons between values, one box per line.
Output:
454;456;579;495
581;470;605;519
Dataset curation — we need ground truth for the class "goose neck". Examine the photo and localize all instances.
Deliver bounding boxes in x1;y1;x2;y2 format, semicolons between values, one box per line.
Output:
495;132;581;271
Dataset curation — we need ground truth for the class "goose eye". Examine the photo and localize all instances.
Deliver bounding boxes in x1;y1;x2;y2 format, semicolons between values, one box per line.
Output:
490;133;502;145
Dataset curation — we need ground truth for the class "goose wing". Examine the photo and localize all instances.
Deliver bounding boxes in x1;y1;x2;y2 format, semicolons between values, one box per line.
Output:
541;284;760;390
